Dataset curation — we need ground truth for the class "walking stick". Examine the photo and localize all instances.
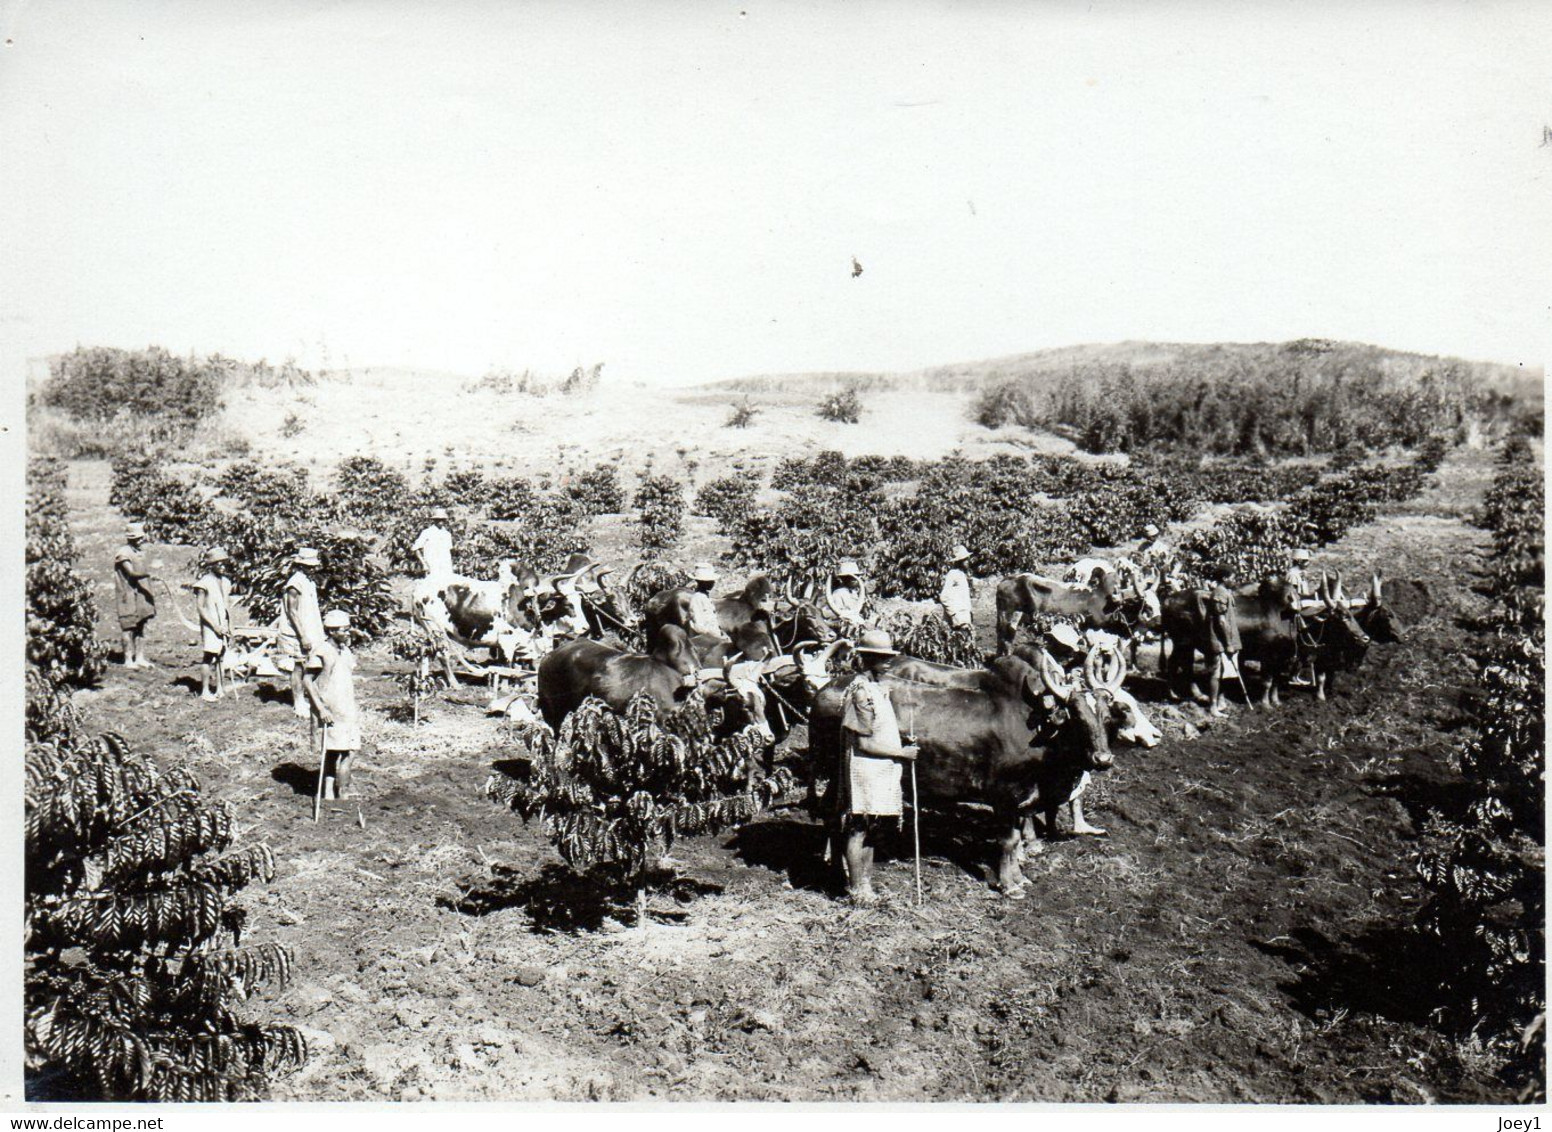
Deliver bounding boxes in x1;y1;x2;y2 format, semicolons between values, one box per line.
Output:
312;723;329;823
910;760;923;906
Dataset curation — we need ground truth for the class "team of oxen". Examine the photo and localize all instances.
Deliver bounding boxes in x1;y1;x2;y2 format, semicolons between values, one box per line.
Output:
430;557;1401;894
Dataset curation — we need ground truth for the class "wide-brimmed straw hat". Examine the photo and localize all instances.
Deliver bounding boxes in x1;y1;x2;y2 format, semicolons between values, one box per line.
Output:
322;609;351;629
1047;623;1083;653
948;544;971;563
834;559;862;578
125;522;148;541
1291;548;1312;563
692;562;718;583
854;629;898;656
294;547;321;567
1143;524;1160;538
429;506;450;521
205;545;231;564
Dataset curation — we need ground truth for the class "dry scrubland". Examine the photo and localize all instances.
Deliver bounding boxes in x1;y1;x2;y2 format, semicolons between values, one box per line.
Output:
26;345;1544;1101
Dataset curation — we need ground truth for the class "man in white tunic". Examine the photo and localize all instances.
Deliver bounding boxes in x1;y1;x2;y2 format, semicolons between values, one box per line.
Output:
686;562;728;641
938;544;974;630
838;630;918;904
281;547;326;720
412;507;455;590
302;609;363;801
191;546;233;701
826;559;869;633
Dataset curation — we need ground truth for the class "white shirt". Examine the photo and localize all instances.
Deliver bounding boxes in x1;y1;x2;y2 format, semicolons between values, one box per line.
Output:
939;568;972;625
412;525;454;582
686;590;724;638
828;582;867;625
282;570;324;650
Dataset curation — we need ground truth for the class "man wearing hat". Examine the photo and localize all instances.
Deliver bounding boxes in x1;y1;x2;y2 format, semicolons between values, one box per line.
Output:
1283;548;1322;685
686;562;729;641
282;547;326;720
412;507;456;591
192;546;234;701
938;544;975;631
836;629;918;904
1200;568;1242;717
826;559;869;632
1137;522;1182;587
301;609;363;801
114;523;159;668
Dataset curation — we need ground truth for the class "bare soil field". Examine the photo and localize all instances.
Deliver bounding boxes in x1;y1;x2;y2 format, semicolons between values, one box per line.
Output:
198;368;1077;484
58;432;1514;1102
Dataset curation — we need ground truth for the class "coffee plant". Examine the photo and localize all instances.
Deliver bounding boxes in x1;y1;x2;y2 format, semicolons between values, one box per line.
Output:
219;525;397;640
214;461;312;525
693;472;760;533
27;460;107;689
880;609;981;667
634;474;685;559
625;563;691;615
565;463;626;517
109;455;214;545
485;692;792;924
25;731;307;1100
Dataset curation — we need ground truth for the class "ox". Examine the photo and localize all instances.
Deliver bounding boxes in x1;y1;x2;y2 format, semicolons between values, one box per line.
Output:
644;575;835;652
642;575;776;640
996;570;1159;655
1162;572;1387;705
537;624;771;742
807;652;1113;895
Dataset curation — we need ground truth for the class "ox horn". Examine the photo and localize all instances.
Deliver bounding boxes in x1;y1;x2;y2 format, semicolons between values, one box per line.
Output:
1370;571;1383;605
782;574;798;608
1332;569;1345;604
1084;642;1127;692
1039;648;1074;703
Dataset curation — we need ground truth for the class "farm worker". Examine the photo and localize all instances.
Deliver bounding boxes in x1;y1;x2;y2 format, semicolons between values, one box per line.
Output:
938;544;974;630
836;630;918;905
826;560;869;632
686;562;728;641
412;507;455;591
1136;524;1184;589
113;523;158;668
191;546;234;701
302;609;362;802
1202;575;1242;718
1285;548;1321;686
281;547;326;721
1038;622;1086;704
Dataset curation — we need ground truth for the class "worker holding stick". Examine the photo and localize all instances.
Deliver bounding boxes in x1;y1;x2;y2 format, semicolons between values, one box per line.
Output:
302;609;363;804
835;630;919;906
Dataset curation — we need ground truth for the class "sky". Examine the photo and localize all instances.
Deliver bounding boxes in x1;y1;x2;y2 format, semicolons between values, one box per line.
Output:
2;0;1549;386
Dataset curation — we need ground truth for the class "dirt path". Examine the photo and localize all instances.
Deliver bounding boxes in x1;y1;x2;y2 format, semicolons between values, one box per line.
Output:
61;447;1508;1102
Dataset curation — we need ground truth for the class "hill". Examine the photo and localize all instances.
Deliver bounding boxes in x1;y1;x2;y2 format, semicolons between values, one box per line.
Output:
710;339;1539;400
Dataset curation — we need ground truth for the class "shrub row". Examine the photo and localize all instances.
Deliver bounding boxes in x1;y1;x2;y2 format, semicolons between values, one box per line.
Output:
27;460;107;689
1415;440;1545;1100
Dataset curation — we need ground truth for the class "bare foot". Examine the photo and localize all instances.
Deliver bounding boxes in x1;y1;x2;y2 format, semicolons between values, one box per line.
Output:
1071;821;1108;837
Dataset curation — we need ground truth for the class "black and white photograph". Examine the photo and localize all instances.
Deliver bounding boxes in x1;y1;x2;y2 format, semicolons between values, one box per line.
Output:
6;0;1547;1111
